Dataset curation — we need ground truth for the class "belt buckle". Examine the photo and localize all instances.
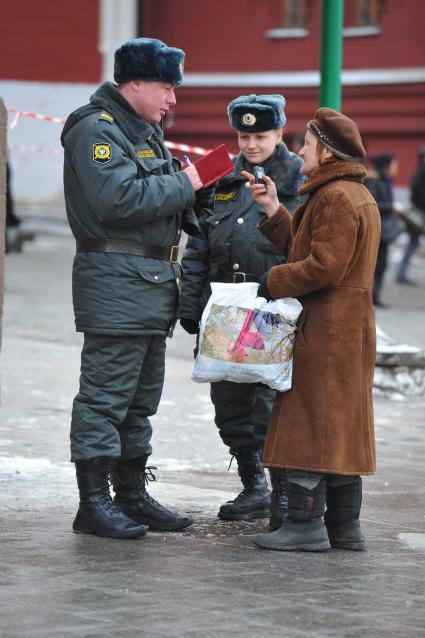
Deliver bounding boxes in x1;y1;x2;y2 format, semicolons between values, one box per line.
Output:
169;245;179;263
233;272;246;283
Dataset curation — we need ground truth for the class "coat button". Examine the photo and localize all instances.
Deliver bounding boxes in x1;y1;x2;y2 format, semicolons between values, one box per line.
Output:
215;220;219;225
176;277;180;285
154;275;159;280
237;217;244;224
233;263;240;270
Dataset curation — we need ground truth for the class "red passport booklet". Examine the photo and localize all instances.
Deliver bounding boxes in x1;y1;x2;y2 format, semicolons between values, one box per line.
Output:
194;144;234;188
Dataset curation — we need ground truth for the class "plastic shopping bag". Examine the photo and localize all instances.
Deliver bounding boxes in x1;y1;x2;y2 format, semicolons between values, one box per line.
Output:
192;282;303;392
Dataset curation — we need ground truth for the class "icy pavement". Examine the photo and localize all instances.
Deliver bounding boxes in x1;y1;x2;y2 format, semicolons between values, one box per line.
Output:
1;232;425;637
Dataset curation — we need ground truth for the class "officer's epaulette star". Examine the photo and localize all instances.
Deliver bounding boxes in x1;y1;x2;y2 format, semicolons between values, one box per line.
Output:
98;112;114;123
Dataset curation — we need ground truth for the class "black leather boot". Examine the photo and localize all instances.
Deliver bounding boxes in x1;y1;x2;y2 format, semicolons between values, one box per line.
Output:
218;448;271;521
255;478;330;551
73;457;147;539
112;457;193;531
325;477;366;550
269;470;288;530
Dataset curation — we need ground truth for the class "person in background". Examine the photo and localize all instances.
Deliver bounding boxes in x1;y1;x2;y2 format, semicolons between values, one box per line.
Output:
290;132;306;156
395;144;425;285
61;38;203;539
243;107;380;552
179;94;305;526
364;152;400;307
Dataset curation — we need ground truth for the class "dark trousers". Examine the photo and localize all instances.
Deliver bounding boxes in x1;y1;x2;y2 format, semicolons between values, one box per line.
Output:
210;380;276;454
373;240;389;303
70;334;166;462
396;231;420;281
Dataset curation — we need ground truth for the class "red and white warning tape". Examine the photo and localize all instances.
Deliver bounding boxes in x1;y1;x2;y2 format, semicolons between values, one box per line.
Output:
6;106;212;156
9;144;63;156
7;107;66;129
164;140;211;157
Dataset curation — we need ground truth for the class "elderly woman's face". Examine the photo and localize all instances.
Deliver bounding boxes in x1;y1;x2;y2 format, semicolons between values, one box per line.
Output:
237;129;282;164
298;130;321;176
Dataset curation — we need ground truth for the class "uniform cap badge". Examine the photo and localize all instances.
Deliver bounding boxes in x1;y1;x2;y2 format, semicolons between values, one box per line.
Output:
242;113;256;126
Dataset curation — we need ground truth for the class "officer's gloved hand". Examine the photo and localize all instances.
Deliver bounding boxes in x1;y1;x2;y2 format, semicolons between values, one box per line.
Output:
257;272;274;302
180;318;199;335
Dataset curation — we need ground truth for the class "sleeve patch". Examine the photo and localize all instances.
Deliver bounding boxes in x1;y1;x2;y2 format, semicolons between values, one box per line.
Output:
93;143;111;163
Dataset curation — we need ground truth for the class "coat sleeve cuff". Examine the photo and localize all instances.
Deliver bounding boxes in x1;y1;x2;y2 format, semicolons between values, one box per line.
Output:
257;205;291;231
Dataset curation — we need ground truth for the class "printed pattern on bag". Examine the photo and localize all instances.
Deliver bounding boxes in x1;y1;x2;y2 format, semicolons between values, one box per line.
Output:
201;304;295;368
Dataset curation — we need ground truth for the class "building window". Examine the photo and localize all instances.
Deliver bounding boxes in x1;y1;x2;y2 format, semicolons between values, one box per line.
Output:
343;0;387;37
266;0;312;39
279;0;311;28
357;0;386;26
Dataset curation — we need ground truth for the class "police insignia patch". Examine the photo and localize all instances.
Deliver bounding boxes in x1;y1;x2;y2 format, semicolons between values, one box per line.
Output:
93;143;111;163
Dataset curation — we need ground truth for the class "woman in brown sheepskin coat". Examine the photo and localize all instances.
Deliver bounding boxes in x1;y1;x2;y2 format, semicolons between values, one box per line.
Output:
242;107;381;553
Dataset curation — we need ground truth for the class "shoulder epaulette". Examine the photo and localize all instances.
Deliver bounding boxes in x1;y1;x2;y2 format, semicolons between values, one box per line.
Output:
99;112;114;123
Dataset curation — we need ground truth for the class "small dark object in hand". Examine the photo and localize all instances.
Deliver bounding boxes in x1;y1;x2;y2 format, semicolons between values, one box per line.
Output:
253;166;267;191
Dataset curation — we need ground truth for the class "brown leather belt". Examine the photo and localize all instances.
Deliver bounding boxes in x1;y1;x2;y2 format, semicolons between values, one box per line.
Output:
221;271;259;283
76;239;179;263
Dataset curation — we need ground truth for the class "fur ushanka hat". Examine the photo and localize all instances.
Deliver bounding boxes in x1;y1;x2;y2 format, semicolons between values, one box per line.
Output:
114;38;185;86
308;107;366;161
228;94;286;132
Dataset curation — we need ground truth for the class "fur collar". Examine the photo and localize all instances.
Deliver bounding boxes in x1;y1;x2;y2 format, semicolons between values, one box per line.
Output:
218;142;305;197
299;161;366;196
90;82;161;144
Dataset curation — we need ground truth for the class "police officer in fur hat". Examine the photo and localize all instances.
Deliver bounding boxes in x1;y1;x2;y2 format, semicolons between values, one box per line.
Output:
61;38;204;539
179;94;305;525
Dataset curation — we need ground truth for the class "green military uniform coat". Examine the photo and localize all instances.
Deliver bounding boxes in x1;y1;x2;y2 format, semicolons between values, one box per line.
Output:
180;144;304;452
62;82;196;461
62;82;195;336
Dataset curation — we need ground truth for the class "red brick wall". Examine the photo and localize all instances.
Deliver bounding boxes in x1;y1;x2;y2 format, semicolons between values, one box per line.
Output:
142;0;425;186
141;0;425;72
0;0;101;82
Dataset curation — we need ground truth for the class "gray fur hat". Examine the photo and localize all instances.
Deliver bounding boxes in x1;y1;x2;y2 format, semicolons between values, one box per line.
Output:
228;94;286;132
114;38;185;86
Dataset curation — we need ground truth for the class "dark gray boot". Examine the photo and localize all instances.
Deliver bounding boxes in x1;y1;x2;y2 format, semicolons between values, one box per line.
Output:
73;457;147;539
255;478;330;551
111;457;193;531
218;448;271;521
325;477;366;550
269;470;288;530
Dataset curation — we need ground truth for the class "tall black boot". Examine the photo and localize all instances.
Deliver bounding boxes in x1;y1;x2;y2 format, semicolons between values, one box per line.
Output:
73;457;147;539
325;477;366;550
255;478;330;551
111;457;193;531
269;470;288;530
218;448;271;521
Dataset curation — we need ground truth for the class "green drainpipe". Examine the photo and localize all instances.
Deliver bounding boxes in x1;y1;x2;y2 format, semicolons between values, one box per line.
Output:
320;0;345;110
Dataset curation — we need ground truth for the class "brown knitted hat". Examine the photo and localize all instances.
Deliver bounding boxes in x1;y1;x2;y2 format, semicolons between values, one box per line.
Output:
308;107;366;161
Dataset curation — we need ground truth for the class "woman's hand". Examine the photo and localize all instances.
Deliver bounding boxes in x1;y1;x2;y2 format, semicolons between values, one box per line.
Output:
241;170;280;218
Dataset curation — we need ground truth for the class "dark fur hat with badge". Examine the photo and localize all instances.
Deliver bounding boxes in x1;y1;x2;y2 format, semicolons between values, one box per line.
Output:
114;37;185;86
228;94;286;132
